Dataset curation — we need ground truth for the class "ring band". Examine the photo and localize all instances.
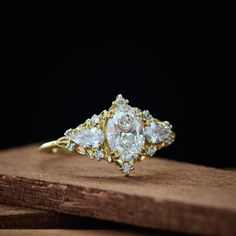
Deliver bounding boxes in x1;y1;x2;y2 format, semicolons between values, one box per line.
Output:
39;94;175;176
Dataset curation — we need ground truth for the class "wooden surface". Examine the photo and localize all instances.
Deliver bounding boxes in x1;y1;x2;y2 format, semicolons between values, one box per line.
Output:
0;203;58;229
0;229;167;236
0;204;126;229
0;204;177;235
0;145;236;235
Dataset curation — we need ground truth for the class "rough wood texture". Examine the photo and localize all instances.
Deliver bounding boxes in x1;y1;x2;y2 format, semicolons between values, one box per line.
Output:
0;203;126;229
0;203;57;229
0;145;235;235
0;205;178;235
0;229;163;236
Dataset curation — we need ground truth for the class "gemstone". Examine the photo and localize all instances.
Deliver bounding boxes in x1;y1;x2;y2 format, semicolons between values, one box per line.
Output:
94;150;104;160
143;110;152;120
66;142;74;151
122;162;132;174
64;129;73;137
167;135;175;144
106;104;145;161
144;123;171;143
115;94;126;106
72;127;104;148
91;114;99;125
147;146;157;156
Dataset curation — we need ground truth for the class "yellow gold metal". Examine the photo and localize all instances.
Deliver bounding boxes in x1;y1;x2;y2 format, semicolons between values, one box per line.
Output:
39;94;175;176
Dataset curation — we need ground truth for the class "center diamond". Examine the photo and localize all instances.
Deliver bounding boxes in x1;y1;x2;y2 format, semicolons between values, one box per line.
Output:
106;105;145;161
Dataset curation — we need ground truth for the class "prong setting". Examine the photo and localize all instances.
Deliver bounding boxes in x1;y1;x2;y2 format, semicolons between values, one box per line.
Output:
55;94;175;175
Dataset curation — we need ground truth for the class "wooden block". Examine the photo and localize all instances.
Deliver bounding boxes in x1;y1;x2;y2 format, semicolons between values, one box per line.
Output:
0;145;236;235
0;203;125;229
0;229;160;236
0;203;57;229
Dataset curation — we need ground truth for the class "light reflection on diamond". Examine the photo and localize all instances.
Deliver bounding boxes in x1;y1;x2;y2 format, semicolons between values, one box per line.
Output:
106;104;145;161
72;128;104;148
144;123;171;143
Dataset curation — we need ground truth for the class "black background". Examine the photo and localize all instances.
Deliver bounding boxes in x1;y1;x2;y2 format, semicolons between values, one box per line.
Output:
0;3;227;167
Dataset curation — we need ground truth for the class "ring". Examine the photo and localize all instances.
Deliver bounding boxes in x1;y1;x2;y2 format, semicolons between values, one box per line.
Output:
39;94;175;176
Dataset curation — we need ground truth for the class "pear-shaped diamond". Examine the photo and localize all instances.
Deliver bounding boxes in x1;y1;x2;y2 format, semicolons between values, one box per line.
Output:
72;127;104;148
144;123;171;143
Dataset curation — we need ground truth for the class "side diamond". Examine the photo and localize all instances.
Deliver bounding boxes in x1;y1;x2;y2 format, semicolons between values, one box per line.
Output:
72;128;104;148
144;122;171;143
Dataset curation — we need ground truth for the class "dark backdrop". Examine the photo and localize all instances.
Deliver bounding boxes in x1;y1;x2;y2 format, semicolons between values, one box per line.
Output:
0;3;227;166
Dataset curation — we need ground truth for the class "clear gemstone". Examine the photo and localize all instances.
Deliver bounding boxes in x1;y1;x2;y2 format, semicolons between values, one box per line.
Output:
147;146;157;156
64;129;73;137
115;94;126;106
167;135;175;144
72;127;104;148
143;110;152;120
122;162;132;174
66;142;74;151
94;150;104;160
91;114;99;125
120;152;135;161
144;123;171;143
106;105;145;161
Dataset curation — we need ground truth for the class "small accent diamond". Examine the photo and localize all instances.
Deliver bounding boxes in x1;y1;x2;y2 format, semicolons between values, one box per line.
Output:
94;150;104;160
66;142;74;152
91;114;99;125
64;129;73;137
167;135;175;144
143;110;152;120
147;146;157;156
115;94;126;106
122;162;132;174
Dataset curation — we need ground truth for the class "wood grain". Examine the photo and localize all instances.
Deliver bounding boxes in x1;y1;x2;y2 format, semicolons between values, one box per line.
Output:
0;145;236;235
0;229;164;236
0;203;124;229
0;203;57;229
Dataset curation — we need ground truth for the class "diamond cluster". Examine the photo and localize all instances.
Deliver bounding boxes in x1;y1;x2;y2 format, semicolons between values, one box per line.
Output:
62;94;175;175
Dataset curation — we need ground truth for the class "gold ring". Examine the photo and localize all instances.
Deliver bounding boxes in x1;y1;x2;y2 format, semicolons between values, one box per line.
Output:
39;94;175;176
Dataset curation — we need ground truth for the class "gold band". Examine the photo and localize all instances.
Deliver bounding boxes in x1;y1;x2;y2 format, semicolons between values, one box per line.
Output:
39;141;60;153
